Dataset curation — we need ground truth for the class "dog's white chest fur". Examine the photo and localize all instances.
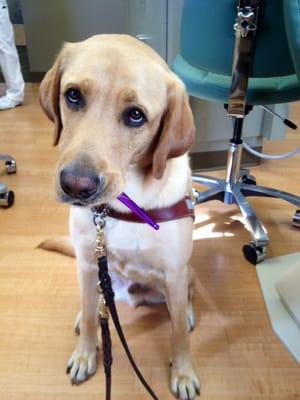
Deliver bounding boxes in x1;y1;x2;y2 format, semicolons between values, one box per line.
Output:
104;216;192;305
105;218;166;284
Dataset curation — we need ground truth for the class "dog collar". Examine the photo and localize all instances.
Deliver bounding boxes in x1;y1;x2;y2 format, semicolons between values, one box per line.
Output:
93;196;195;224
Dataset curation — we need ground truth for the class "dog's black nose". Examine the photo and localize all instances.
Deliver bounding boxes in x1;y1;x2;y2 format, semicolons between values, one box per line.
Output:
60;167;102;200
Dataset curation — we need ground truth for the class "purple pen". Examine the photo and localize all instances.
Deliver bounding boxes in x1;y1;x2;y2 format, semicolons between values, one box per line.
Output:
117;192;160;230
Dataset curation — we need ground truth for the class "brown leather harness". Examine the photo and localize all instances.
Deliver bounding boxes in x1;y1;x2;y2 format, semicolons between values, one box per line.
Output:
94;196;195;224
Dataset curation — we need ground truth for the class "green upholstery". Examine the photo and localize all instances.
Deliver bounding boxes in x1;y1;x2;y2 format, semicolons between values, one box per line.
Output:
284;0;300;80
173;55;300;105
172;0;300;105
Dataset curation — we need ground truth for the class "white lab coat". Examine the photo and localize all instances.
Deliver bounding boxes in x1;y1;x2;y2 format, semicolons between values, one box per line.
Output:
0;0;24;101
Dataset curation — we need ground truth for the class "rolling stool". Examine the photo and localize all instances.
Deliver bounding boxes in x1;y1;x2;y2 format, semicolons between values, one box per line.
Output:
172;0;300;264
0;154;16;208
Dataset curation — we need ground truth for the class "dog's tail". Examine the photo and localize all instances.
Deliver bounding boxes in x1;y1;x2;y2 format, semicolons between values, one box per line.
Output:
37;236;75;258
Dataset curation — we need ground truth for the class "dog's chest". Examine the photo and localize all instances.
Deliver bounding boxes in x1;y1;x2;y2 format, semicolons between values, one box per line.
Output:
104;218;165;284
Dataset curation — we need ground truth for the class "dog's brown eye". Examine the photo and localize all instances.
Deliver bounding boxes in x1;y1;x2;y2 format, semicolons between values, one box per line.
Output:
65;88;84;110
123;107;147;128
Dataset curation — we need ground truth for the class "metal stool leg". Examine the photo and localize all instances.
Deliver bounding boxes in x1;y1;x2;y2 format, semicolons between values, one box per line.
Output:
194;186;226;204
240;183;300;208
231;185;268;264
192;175;226;204
192;174;226;188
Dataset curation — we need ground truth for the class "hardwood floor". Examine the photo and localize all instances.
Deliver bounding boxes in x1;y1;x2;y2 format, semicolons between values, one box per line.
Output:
0;83;299;399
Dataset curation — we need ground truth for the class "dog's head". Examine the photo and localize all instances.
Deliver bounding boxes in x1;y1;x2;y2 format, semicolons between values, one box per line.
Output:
40;34;195;207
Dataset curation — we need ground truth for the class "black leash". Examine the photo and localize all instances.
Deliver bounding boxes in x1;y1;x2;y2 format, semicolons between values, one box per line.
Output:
98;297;112;400
99;316;112;400
93;209;159;400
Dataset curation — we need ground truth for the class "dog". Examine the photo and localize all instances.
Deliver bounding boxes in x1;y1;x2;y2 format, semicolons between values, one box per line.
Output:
39;34;200;400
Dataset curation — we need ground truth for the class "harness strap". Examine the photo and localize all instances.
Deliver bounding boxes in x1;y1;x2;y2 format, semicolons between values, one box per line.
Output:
99;315;112;400
228;0;261;117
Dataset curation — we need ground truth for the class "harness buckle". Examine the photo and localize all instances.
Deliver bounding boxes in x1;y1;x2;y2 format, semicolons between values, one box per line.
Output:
234;6;258;38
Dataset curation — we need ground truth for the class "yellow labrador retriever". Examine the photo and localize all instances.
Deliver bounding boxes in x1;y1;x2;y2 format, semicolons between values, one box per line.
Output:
39;34;200;400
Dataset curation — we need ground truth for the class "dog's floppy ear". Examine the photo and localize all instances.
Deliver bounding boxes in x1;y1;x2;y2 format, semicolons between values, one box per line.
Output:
39;51;65;146
152;75;195;179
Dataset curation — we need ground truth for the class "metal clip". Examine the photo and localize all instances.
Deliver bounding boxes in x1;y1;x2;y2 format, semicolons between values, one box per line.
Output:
93;207;108;228
98;285;109;319
93;207;108;257
234;6;258;38
95;223;106;257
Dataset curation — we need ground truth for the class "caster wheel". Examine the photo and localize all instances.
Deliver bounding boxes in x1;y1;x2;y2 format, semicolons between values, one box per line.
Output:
0;190;14;208
241;174;256;185
293;210;300;228
243;242;266;265
5;160;17;174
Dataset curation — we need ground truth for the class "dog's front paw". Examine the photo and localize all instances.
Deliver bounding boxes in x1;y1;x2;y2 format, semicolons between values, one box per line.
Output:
170;362;200;400
66;346;98;385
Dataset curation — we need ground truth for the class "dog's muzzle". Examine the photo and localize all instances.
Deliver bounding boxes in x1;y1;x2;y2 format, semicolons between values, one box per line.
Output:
60;165;104;202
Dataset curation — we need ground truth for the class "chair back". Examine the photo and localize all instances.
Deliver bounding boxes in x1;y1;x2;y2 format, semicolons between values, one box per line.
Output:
181;0;295;78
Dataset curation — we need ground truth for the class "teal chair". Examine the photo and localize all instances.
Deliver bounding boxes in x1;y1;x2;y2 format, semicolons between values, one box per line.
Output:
172;0;300;264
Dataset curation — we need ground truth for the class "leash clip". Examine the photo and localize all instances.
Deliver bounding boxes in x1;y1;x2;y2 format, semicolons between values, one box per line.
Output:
92;207;108;257
234;6;258;38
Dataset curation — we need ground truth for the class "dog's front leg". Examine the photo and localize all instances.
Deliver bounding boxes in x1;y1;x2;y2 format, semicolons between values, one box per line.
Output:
66;255;99;384
165;265;201;400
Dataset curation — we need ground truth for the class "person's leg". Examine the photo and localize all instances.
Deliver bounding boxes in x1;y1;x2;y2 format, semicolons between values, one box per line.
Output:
0;2;24;109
